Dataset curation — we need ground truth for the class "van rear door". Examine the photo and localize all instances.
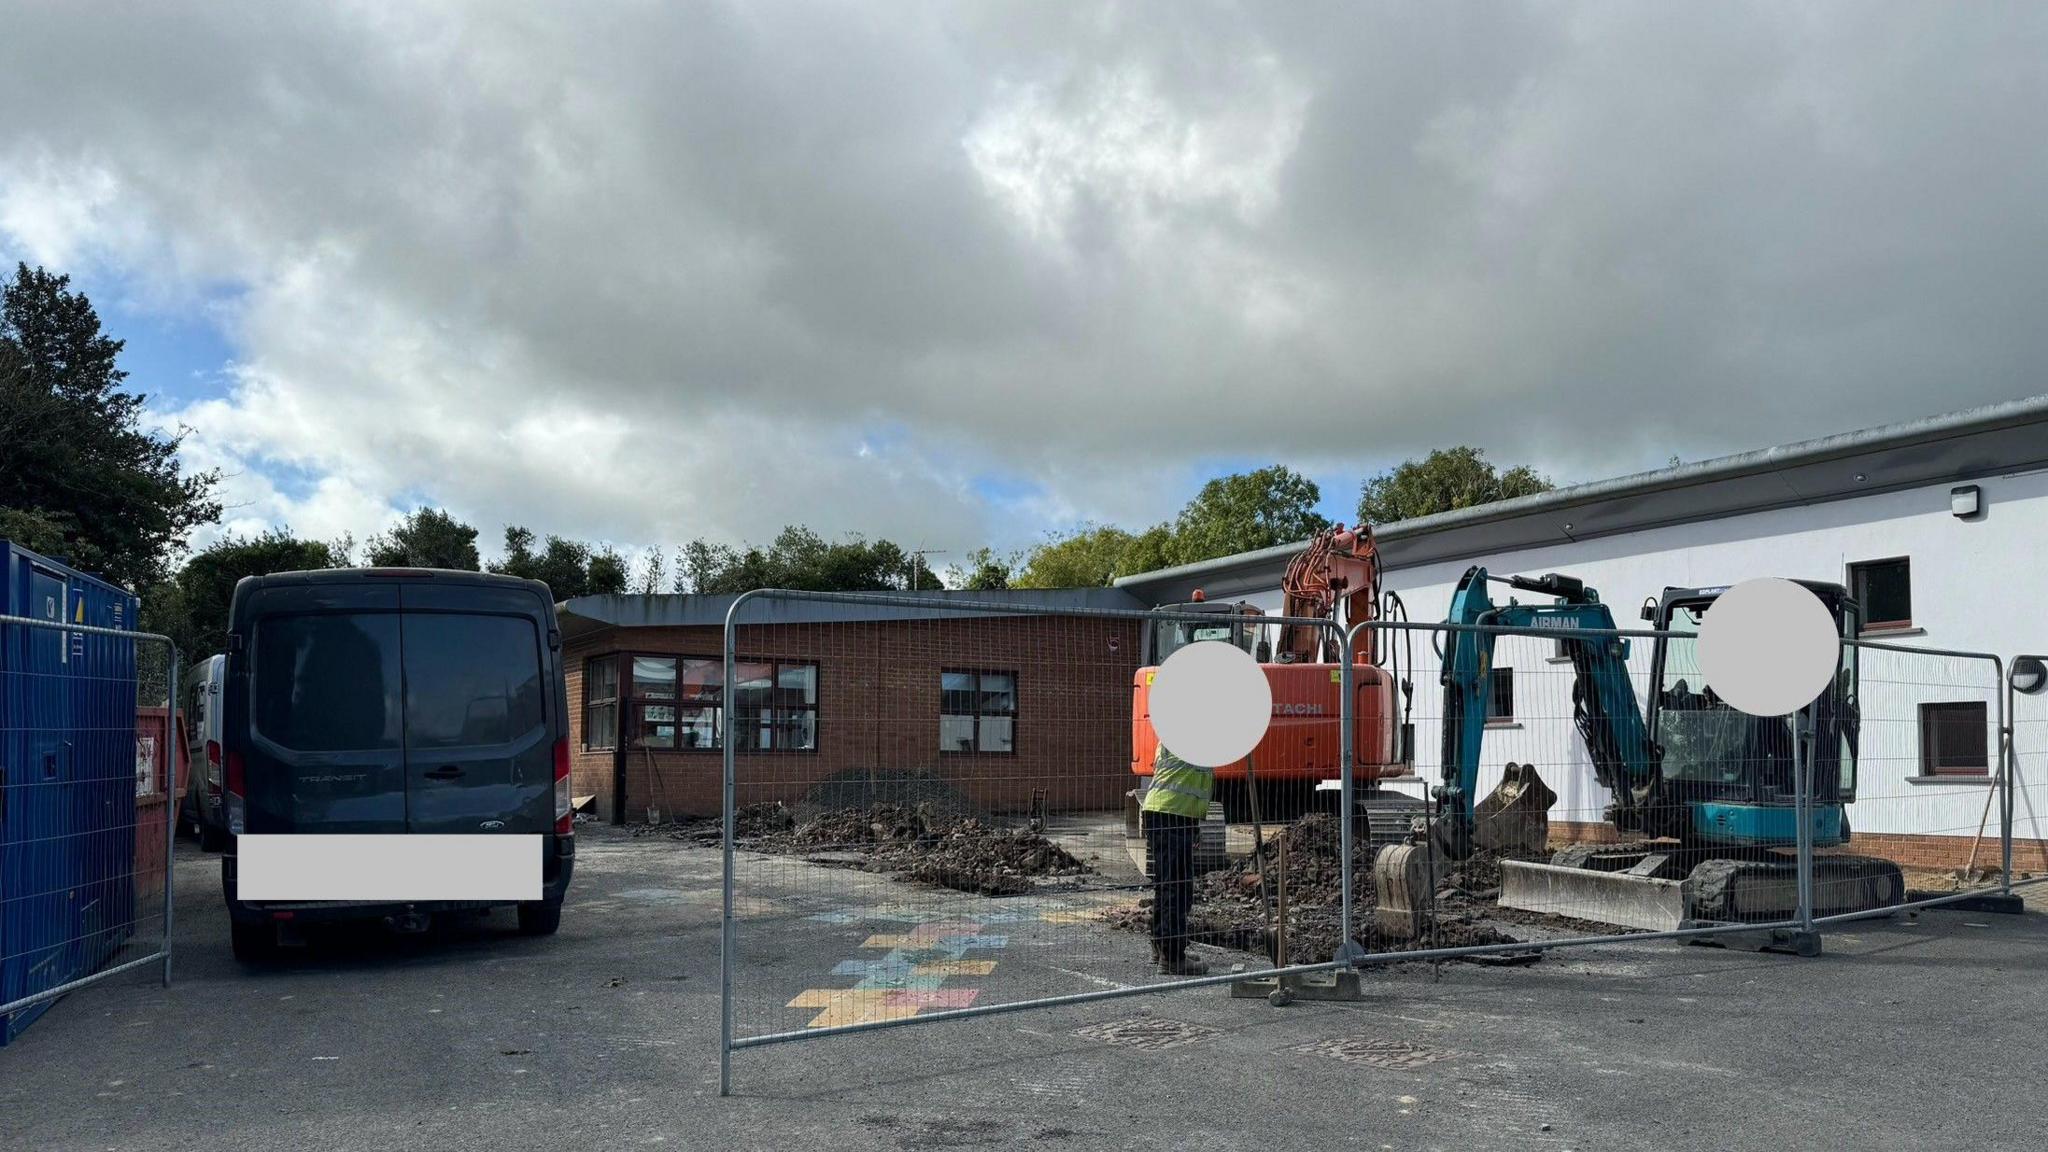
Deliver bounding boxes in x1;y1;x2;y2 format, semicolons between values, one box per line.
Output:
243;586;408;833
397;582;555;835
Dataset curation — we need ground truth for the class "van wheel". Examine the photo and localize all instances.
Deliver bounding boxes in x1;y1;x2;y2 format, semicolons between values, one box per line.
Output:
231;921;278;964
199;824;227;853
517;901;562;936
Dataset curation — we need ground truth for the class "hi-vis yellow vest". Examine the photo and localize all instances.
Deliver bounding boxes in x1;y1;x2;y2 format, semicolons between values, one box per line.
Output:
1142;746;1214;819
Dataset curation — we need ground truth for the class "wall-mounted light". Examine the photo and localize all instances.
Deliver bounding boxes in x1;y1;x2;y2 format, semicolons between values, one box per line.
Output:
1951;484;1982;520
2012;655;2047;697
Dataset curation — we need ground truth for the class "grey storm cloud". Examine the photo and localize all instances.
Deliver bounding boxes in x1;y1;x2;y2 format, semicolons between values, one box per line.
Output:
2;2;2045;556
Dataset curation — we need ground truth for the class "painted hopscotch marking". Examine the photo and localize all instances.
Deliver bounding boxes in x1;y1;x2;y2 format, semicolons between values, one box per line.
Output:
788;898;1113;1028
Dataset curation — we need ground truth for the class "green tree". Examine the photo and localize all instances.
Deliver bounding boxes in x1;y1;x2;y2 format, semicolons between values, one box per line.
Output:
492;527;629;600
365;507;480;569
1013;522;1176;588
1356;446;1555;524
587;546;629;595
0;263;221;589
675;539;733;593
947;547;1017;591
634;545;668;594
145;529;339;658
1171;465;1331;565
671;526;938;594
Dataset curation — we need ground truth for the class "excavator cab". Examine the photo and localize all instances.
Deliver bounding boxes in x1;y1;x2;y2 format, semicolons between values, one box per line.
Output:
1644;583;1861;845
1142;597;1271;665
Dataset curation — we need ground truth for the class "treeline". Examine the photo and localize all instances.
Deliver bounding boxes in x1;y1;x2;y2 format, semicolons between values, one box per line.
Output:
142;515;636;659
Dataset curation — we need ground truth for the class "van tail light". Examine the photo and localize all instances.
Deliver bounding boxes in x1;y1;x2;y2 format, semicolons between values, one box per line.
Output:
225;748;246;836
553;737;573;836
205;740;223;796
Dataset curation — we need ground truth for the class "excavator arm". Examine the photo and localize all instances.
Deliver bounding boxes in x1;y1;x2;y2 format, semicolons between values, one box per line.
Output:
1433;566;1662;857
1277;524;1382;664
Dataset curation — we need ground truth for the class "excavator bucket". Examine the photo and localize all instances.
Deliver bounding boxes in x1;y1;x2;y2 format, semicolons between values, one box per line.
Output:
1472;762;1556;858
1374;841;1437;940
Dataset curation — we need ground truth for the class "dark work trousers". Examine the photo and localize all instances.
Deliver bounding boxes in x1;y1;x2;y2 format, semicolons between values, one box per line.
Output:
1145;812;1200;964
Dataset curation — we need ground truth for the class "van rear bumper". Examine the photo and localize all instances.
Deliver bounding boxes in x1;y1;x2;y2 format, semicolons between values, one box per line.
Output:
224;834;574;924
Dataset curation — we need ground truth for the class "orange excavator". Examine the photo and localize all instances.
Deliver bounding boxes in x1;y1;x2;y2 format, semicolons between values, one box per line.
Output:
1129;524;1422;843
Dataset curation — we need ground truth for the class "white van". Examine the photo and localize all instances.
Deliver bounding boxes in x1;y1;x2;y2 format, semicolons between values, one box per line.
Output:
180;653;228;850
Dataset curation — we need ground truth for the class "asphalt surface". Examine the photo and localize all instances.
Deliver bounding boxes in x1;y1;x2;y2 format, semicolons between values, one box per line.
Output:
4;826;2046;1151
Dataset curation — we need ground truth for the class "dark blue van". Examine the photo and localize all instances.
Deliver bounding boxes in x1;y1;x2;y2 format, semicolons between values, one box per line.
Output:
220;568;574;961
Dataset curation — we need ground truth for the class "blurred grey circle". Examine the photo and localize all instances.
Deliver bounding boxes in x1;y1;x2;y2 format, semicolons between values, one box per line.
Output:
1697;578;1839;716
1149;640;1273;767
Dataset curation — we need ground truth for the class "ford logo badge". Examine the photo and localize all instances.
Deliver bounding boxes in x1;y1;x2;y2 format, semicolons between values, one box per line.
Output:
478;820;506;830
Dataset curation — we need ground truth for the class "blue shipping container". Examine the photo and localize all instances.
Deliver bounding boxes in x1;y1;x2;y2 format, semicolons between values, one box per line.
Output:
0;540;141;1045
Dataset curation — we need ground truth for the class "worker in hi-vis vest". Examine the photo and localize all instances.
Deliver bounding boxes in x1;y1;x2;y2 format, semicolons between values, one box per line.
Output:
1140;743;1212;976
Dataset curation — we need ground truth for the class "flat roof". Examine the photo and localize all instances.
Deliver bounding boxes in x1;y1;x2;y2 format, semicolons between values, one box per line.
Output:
557;586;1149;642
1116;392;2048;603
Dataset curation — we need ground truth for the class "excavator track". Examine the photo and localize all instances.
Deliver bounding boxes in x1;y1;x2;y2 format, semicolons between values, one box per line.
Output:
1685;854;1906;923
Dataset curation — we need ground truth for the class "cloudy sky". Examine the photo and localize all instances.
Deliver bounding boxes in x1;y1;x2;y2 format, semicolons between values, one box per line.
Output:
4;2;2045;570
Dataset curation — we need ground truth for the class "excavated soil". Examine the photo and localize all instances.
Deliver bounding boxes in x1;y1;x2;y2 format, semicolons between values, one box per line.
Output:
1114;812;1562;964
644;790;1089;897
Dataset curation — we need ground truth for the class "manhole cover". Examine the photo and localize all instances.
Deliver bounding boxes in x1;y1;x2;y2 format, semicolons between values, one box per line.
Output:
1073;1017;1216;1051
1287;1037;1463;1070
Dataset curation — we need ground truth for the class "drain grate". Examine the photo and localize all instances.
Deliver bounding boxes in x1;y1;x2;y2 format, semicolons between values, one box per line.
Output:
1073;1016;1216;1051
1287;1036;1463;1070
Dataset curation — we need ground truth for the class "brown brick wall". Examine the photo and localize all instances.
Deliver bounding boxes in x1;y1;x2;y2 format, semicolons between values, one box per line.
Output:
566;614;1142;822
1549;819;2045;873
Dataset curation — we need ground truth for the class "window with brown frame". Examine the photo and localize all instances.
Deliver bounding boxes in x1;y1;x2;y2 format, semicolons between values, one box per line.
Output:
729;660;819;752
624;654;817;752
1918;701;1988;777
627;655;680;749
940;669;1016;754
584;655;619;750
1849;557;1912;631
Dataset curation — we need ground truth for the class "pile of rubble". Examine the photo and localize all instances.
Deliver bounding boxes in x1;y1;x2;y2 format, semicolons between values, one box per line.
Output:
647;794;1089;897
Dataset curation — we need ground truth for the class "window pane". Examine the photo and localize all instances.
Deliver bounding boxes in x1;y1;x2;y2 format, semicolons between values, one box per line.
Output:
778;663;817;705
774;709;817;751
978;716;1014;753
635;703;677;749
678;706;719;750
681;658;722;703
587;656;618;701
403;614;547;749
940;714;976;753
979;673;1016;715
1488;667;1515;720
941;671;978;714
589;702;617;749
1857;560;1911;625
1923;702;1987;773
254;613;403;752
733;662;774;718
633;656;678;700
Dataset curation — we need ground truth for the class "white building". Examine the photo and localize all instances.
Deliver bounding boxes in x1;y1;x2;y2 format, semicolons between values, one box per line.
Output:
1116;395;2048;869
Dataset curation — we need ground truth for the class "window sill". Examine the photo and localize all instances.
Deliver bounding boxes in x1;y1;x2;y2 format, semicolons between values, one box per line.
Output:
1859;626;1925;639
1485;721;1523;730
1906;774;1993;786
1545;656;1574;665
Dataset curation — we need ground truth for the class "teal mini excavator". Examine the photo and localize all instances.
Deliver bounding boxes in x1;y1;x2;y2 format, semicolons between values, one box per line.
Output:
1374;566;1904;937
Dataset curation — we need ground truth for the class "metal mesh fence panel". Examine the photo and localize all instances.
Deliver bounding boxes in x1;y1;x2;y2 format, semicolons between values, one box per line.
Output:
1;615;176;1044
1807;641;2008;920
714;593;1355;1076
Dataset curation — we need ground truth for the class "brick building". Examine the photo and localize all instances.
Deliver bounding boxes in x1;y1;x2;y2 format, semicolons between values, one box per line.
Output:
557;589;1147;824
